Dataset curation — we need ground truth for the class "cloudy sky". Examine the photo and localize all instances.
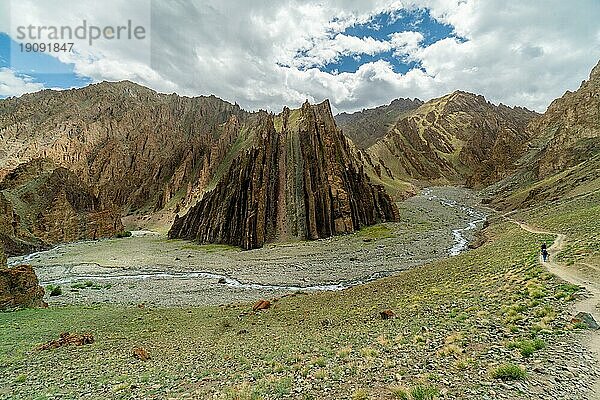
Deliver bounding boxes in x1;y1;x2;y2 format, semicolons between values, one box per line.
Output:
0;0;599;113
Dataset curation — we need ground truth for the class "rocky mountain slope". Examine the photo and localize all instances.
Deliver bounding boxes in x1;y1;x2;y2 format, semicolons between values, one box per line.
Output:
363;91;538;190
334;98;423;148
169;100;399;249
0;158;122;255
0;82;262;253
0;81;250;214
533;60;600;178
486;60;600;209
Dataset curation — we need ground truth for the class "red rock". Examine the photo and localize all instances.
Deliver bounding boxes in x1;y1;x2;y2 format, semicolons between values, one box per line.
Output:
38;332;94;350
132;346;150;361
253;299;271;311
0;264;47;310
380;309;396;320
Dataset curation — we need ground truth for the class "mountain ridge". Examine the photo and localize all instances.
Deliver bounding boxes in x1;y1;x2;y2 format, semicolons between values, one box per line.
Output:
1;59;598;253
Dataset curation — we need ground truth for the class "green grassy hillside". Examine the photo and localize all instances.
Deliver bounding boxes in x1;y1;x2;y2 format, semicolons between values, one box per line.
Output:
1;207;590;399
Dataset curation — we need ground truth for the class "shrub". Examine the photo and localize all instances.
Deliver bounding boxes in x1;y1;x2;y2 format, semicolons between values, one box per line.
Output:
115;231;132;238
390;385;439;400
352;388;368;400
507;338;546;357
410;385;439;400
70;282;87;289
47;285;62;296
390;386;410;399
491;363;526;381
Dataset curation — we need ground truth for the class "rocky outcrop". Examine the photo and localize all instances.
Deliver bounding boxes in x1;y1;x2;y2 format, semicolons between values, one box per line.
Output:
0;264;47;310
530;60;600;178
169;100;399;249
0;159;122;255
365;91;538;187
38;332;95;350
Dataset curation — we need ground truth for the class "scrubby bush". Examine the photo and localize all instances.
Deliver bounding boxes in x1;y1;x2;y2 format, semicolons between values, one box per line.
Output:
410;385;439;400
390;385;439;400
507;338;546;357
491;363;526;381
47;285;62;296
115;231;132;238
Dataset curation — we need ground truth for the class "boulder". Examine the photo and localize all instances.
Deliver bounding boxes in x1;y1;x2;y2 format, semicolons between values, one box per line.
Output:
132;346;150;361
0;264;47;310
38;332;94;350
253;299;271;311
571;312;599;330
380;309;396;320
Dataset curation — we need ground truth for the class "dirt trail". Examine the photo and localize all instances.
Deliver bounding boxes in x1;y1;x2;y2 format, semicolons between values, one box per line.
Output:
506;217;600;396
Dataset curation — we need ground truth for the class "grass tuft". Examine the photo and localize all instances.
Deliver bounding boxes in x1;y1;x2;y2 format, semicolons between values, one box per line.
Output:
491;363;527;381
46;285;62;296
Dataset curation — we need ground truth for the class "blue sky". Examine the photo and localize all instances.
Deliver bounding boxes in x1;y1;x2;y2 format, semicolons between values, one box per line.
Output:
0;33;91;97
319;9;459;74
1;8;462;95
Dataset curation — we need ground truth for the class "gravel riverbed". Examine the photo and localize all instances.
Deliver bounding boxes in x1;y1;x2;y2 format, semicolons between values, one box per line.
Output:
9;186;487;307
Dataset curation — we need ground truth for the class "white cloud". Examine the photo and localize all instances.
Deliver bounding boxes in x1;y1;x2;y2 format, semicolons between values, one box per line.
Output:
0;68;44;97
389;31;424;58
292;34;391;69
0;0;599;112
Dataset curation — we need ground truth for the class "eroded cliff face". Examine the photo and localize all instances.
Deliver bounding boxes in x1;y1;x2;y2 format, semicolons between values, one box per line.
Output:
530;60;600;178
0;246;6;267
169;100;399;249
0;81;258;252
365;91;538;187
0;159;123;255
0;81;249;213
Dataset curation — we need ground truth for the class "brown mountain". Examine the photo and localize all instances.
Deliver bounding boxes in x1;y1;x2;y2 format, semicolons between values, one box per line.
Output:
486;60;600;209
362;91;538;192
0;81;250;213
0;159;122;255
168;100;399;249
1;84;398;252
335;98;423;149
0;82;261;253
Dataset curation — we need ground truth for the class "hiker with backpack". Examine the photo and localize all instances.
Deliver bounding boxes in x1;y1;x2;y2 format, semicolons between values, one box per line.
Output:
541;243;549;262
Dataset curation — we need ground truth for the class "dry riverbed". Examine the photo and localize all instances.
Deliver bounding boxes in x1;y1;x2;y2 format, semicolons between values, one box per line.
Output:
9;187;487;307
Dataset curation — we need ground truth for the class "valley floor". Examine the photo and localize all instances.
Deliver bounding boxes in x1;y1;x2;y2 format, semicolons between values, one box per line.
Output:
9;187;485;307
1;187;599;399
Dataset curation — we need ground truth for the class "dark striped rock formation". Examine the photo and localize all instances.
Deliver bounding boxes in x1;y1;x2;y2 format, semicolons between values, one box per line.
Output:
169;100;399;249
